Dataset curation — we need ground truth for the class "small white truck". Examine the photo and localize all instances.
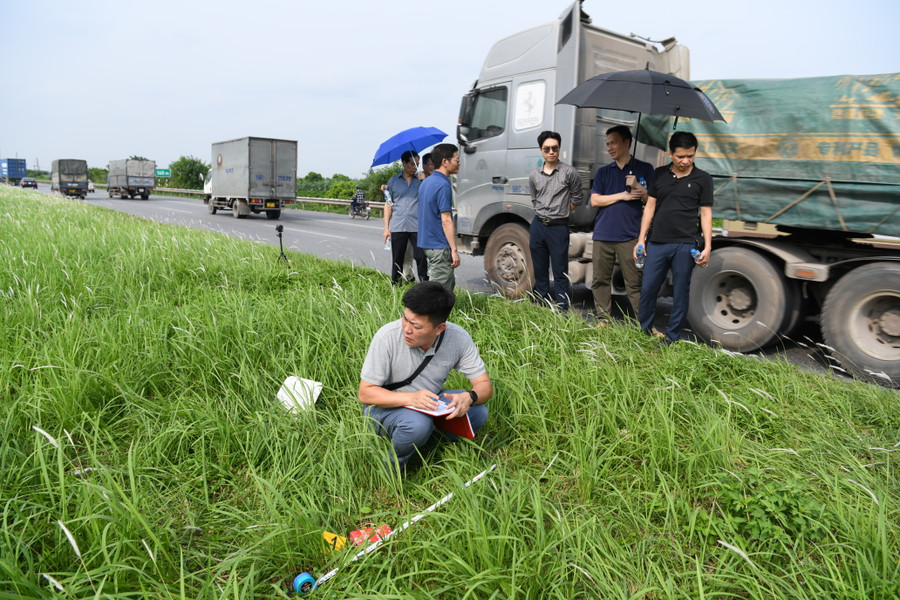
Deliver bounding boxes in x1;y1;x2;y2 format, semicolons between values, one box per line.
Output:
204;137;297;220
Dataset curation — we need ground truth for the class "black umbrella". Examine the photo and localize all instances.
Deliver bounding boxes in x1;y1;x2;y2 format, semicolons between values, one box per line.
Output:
557;66;725;155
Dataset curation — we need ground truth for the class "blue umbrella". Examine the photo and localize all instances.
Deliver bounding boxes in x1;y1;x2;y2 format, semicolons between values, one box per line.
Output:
370;126;448;168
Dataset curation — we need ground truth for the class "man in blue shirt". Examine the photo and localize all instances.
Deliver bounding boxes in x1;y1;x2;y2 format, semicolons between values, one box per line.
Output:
589;125;655;318
383;151;427;284
417;143;461;290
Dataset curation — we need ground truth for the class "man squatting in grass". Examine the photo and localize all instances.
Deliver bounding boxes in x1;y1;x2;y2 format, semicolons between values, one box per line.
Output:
359;281;493;471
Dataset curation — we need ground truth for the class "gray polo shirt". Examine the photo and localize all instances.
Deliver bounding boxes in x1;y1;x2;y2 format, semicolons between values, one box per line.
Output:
360;320;487;393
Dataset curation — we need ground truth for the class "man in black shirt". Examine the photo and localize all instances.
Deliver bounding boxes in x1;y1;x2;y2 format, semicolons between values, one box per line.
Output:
634;131;713;344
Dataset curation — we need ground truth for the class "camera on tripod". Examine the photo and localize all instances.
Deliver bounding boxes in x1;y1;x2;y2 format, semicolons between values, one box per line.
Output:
275;225;287;263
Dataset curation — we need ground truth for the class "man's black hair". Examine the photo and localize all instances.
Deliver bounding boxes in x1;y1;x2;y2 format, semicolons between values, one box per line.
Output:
606;125;633;144
537;130;562;148
403;281;456;326
669;131;698;152
422;153;433;166
401;150;420;164
431;143;458;169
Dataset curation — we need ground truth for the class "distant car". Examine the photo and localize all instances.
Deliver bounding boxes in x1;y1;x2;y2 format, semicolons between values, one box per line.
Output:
88;180;95;193
20;177;37;189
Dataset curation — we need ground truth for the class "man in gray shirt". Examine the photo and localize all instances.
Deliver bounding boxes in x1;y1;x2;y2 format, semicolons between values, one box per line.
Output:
528;131;584;310
359;282;493;471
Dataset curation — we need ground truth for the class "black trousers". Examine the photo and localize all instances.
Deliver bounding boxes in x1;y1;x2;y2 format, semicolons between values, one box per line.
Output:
390;231;428;283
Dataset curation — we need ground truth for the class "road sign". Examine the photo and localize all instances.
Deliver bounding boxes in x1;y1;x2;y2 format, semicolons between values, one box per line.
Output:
155;168;171;177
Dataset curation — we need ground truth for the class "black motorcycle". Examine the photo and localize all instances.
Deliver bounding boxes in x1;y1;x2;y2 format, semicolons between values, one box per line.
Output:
349;198;371;220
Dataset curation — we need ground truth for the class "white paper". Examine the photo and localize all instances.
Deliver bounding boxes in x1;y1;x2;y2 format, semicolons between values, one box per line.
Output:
277;376;322;412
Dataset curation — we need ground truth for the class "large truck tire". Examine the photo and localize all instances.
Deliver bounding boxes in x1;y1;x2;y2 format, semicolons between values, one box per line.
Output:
266;210;281;220
822;262;900;385
484;223;534;299
687;246;802;351
141;192;149;200
232;200;248;218
208;201;217;215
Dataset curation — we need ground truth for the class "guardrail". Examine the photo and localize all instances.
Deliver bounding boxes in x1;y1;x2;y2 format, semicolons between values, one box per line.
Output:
28;179;384;210
81;184;384;210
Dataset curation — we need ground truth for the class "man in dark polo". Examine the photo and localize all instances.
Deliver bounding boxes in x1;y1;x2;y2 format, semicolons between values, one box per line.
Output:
636;131;714;344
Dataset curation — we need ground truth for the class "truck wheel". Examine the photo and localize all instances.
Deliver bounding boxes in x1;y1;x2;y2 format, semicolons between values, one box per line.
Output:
141;193;149;200
484;223;534;299
108;190;113;198
232;201;247;218
687;246;802;351
822;263;900;385
208;201;217;215
266;210;281;220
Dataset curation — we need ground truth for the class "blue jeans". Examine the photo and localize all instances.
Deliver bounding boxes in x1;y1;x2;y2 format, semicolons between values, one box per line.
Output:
529;218;570;310
638;242;695;341
363;402;489;468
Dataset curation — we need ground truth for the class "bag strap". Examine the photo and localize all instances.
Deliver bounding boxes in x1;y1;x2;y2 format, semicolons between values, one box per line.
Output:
382;330;445;391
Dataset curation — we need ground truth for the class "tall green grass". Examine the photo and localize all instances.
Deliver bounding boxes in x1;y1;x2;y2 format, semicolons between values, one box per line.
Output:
1;187;898;599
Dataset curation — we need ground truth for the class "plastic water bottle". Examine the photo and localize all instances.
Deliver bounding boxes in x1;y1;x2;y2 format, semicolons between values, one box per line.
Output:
691;248;702;263
638;177;647;189
384;237;392;251
383;189;393;205
635;244;645;269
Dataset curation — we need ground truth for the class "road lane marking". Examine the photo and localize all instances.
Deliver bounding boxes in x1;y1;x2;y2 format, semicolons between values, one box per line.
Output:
284;227;346;239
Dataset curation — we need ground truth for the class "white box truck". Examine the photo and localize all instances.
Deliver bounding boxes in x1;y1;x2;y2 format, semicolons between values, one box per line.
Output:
204;137;297;220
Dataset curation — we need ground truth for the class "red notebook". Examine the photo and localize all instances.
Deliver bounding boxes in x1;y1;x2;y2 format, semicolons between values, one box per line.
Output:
406;390;475;439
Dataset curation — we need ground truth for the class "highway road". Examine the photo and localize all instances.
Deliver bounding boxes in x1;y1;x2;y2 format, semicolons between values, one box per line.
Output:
63;186;499;295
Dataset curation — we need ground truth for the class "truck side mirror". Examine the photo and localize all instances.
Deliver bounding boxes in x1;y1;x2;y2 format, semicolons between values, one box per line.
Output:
457;126;470;146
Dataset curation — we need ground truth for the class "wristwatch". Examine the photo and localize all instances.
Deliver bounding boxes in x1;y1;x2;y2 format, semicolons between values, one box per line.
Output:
467;390;478;404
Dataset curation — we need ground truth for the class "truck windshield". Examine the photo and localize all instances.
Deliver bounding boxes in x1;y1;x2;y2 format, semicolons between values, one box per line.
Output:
461;87;508;142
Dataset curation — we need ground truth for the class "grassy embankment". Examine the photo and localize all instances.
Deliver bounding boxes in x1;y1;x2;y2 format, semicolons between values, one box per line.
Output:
1;186;898;599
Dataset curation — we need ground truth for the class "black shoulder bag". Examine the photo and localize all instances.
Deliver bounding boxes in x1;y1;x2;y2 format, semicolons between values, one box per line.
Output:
382;331;445;391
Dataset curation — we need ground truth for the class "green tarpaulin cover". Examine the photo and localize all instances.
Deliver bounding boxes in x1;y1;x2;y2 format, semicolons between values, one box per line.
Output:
642;73;900;236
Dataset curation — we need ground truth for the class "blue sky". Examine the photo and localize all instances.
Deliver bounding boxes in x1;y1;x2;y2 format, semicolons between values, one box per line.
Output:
1;0;897;178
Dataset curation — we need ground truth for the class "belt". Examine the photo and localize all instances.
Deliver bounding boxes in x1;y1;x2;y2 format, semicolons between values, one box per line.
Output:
537;216;569;227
